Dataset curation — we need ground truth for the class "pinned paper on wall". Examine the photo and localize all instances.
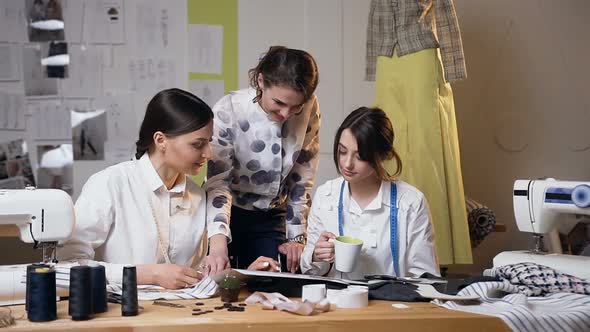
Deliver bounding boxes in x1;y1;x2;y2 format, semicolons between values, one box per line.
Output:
188;24;223;74
0;91;26;130
0;44;21;81
0;0;27;42
136;1;158;50
62;0;83;43
83;0;125;44
93;94;136;143
26;0;65;42
36;143;73;194
104;141;134;165
135;1;177;52
0;139;35;189
101;45;130;93
42;41;69;79
189;80;224;109
22;45;59;97
71;109;107;161
128;57;176;93
61;44;102;97
28;99;70;140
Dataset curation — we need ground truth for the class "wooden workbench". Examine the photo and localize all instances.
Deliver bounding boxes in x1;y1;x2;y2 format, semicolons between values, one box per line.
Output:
6;293;509;332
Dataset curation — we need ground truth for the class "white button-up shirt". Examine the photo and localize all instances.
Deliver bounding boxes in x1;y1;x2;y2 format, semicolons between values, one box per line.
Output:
206;88;320;242
60;153;208;283
301;177;439;279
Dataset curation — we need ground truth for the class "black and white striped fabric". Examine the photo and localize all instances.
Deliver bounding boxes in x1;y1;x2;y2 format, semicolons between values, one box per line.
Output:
106;277;218;300
435;281;590;332
490;262;590;296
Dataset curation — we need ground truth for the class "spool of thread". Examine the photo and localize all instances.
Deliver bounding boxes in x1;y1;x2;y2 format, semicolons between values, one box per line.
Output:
90;265;108;314
27;267;57;322
26;263;49;312
68;266;93;321
121;266;138;316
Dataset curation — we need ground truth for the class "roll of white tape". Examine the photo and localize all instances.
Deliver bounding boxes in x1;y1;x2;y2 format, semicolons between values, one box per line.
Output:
336;289;368;309
301;284;326;303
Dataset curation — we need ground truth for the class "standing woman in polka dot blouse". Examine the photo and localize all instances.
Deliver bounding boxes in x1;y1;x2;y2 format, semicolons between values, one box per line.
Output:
205;46;320;274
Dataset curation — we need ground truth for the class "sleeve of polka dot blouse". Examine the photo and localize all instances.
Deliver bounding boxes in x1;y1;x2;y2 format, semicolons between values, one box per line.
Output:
285;97;321;243
205;94;236;241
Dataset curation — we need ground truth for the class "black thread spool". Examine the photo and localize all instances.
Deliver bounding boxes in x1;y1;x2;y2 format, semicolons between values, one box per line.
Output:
121;266;138;316
27;267;57;322
68;266;93;321
90;265;107;314
26;263;48;312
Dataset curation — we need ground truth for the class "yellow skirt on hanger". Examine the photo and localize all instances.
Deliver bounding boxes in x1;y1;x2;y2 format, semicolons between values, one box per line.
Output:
374;48;472;265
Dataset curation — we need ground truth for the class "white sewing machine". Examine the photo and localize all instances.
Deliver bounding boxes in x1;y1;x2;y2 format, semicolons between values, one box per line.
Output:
0;188;75;305
493;179;590;280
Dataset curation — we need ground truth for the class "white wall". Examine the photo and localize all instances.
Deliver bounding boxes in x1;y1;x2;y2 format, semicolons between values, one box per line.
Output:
450;0;590;273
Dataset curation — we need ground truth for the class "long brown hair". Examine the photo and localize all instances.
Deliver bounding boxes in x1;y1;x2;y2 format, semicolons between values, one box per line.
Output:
333;107;402;181
248;46;319;103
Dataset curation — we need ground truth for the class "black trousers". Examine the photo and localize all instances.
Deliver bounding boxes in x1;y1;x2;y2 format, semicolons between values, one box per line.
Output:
228;206;287;270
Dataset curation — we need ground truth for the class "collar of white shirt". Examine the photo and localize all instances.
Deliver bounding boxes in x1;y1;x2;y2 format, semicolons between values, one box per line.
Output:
138;153;191;209
344;180;391;216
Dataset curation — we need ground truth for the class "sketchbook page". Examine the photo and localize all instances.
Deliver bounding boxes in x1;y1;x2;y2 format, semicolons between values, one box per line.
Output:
188;24;223;74
0;0;27;42
214;269;370;287
0;44;21;82
83;0;125;44
0;91;25;130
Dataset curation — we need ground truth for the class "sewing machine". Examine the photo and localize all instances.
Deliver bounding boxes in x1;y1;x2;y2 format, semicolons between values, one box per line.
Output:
0;188;75;305
493;179;590;280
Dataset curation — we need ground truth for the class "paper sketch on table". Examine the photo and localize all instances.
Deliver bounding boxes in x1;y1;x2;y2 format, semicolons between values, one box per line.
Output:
128;57;175;93
36;143;73;195
61;44;101;97
0;44;21;81
189;24;223;74
28;99;70;140
83;0;125;44
0;0;27;42
71;109;107;161
189;80;224;109
0;91;26;130
0;139;35;189
93;95;136;143
26;0;65;42
23;45;58;97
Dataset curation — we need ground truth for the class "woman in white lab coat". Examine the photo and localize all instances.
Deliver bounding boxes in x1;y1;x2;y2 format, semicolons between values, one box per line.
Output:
300;107;440;279
61;88;279;289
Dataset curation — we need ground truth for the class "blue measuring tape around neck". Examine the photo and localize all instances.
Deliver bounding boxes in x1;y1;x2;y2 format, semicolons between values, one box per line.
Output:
338;180;399;276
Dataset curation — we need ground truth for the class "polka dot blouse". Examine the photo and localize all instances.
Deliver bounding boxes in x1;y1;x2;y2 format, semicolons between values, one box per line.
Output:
205;88;321;243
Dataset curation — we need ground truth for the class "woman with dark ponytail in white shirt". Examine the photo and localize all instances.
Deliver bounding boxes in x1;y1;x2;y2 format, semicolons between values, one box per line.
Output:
61;88;280;289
